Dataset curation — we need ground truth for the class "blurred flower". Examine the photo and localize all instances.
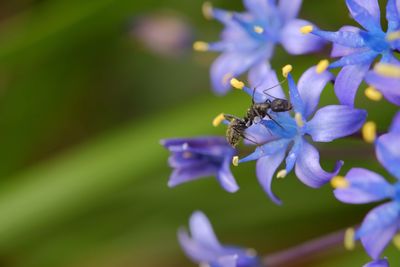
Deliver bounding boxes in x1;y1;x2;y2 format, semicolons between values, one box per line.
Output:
303;0;400;106
333;112;400;260
233;65;366;205
194;0;324;94
365;63;400;105
364;258;389;267
131;12;193;57
178;211;261;267
160;137;239;192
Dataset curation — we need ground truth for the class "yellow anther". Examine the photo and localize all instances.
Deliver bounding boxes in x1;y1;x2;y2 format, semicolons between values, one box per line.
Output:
202;1;213;20
253;25;264;34
393;234;400;250
387;31;400;41
316;59;329;74
193;41;209;51
330;176;349;189
230;78;245;90
276;169;287;179
232;156;239;166
294;112;304;127
362;121;377;144
212;113;225;127
364;86;382;101
374;63;400;78
282;64;293;78
300;25;314;34
344;228;355;250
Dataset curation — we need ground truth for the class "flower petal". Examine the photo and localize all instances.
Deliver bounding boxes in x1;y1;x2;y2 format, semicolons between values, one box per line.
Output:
287;73;305;115
312;27;365;48
178;228;219;263
334;62;373;106
280;19;325;55
239;138;291;163
357;202;400;259
212;255;238;267
243;0;276;19
387;0;400;32
295;140;343;188
256;149;286;205
346;0;382;33
329;50;377;69
244;123;277;145
331;26;365;57
248;63;285;102
376;132;400;180
189;211;222;249
168;164;218;187
217;158;239;193
278;0;302;21
365;70;400;106
334;168;394;204
389;111;400;133
306;105;367;142
363;258;389;267
297;66;334;118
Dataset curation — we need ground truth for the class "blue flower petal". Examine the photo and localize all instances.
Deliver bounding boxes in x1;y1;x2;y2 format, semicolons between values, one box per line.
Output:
329;50;378;68
168;164;218;187
376;132;400;180
244;123;277;145
239;138;291;163
330;26;365;57
280;19;325;55
211;255;238;267
261;113;297;139
311;27;365;48
278;0;302;22
365;70;400;106
389;111;400;133
306;105;367;142
284;137;302;173
287;73;305;115
357;202;400;259
217;158;240;193
295;139;343;188
334;168;394;204
189;211;222;249
297;66;334;118
346;0;382;33
243;0;276;19
334;62;373;106
256;149;286;205
363;258;389;267
387;0;400;32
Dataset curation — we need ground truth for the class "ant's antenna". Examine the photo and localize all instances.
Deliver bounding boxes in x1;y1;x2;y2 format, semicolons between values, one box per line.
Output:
262;78;287;99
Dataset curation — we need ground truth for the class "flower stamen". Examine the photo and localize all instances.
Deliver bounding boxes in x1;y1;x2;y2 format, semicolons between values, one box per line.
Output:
253;25;264;34
392;234;400;250
316;59;329;74
282;64;293;78
193;41;209;51
386;31;400;41
212;113;225;127
300;25;313;34
330;176;349;188
344;227;355;250
362;121;377;144
232;156;239;166
230;78;245;90
364;86;382;101
276;169;287;178
374;63;400;78
202;2;213;20
294;112;304;127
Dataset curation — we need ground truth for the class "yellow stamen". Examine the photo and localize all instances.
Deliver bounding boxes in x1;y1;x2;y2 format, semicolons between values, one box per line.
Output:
253;25;264;34
282;64;293;78
294;112;304;127
202;1;213;20
393;234;400;250
193;41;209;51
330;176;349;189
230;78;245;90
387;31;400;41
364;86;382;101
276;169;287;179
222;73;233;86
344;228;355;250
232;156;239;166
362;121;377;144
212;113;225;127
316;59;329;74
300;25;314;34
374;63;400;78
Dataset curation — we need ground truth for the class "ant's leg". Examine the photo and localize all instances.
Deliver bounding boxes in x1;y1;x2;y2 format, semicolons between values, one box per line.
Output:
223;114;243;122
265;113;284;129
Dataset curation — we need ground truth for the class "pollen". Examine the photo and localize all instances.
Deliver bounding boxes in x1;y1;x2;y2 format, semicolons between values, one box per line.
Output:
364;86;382;101
232;156;239;166
387;31;400;41
212;113;225;127
193;41;209;51
330;176;349;189
276;169;287;178
230;78;245;90
362;121;377;144
374;63;400;78
393;234;400;250
294;112;304;127
344;227;355;250
282;64;293;78
300;25;313;34
202;1;213;20
253;25;264;34
316;59;329;74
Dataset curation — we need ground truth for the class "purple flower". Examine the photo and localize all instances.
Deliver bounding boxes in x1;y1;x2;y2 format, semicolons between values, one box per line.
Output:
194;0;324;94
334;112;400;260
365;63;400;106
178;211;261;267
364;258;389;267
161;137;239;192
233;64;366;205
304;0;400;106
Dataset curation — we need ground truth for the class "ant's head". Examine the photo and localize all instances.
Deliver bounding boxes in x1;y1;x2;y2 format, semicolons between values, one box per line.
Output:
270;99;292;112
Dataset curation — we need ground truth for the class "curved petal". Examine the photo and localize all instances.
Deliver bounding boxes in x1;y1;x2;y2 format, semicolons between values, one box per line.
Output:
278;0;302;22
329;50;377;69
243;0;276;19
306;105;367;142
256;149;286;205
287;73;305;115
217;158;239;193
387;0;400;32
376;132;400;180
178;228;219;263
212;255;238;267
331;26;365;57
389;111;400;133
363;258;389;267
244;123;277;145
239;138;291;163
280;19;325;55
190;211;221;249
365;71;400;106
334;62;373;106
248;63;285;102
295;140;343;188
311;27;365;48
297;66;334;118
168;164;218;187
334;168;394;204
357;202;400;259
346;0;382;33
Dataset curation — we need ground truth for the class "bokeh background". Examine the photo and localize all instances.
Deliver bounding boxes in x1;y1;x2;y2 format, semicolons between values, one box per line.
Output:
0;0;398;266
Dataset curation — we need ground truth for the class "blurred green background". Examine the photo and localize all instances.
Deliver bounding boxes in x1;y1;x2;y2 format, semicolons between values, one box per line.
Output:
0;0;398;266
